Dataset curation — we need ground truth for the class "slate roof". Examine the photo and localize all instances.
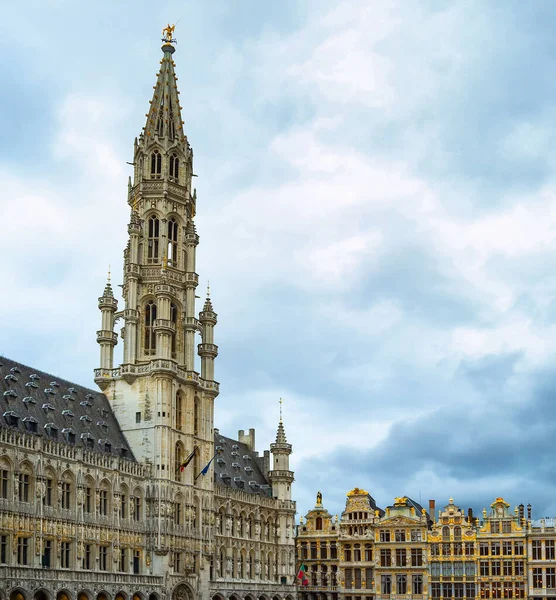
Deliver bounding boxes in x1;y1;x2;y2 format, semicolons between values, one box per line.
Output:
0;356;135;460
213;432;271;496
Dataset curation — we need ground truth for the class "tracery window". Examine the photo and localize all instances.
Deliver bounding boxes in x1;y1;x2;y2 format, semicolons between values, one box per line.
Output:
150;150;162;178
170;302;178;358
147;215;160;263
144;301;157;355
167;217;178;266
194;396;200;436
175;442;183;482
169;154;179;181
176;391;183;431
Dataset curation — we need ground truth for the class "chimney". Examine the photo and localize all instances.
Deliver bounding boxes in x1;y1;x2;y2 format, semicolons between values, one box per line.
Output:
468;508;473;524
527;504;532;520
429;499;436;516
518;504;524;521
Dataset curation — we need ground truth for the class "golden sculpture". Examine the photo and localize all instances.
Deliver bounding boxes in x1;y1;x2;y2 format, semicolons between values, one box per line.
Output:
162;24;175;43
316;491;322;505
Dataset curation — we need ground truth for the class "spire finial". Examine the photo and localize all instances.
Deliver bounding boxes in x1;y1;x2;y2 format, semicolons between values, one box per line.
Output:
207;280;210;299
162;24;176;44
107;265;111;284
279;397;283;423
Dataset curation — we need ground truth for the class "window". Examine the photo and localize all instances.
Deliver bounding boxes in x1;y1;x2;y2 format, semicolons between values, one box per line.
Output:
412;575;423;594
194;397;200;436
43;477;53;506
99;545;108;571
491;541;500;555
133;549;141;574
502;520;511;533
330;542;337;559
176;393;183;431
396;574;407;594
491;560;500;576
442;562;453;577
344;545;351;561
99;489;108;516
532;540;542;560
321;544;328;559
395;548;406;567
136;412;141;424
365;568;372;589
430;543;440;556
316;517;323;530
411;529;422;541
442;542;451;556
431;583;441;599
147;216;160;263
0;535;7;564
18;472;30;502
345;568;352;589
514;582;524;599
379;530;390;542
454;583;464;599
0;469;8;499
353;545;361;561
503;560;512;577
454;525;462;540
515;560;524;576
381;575;391;594
85;486;93;514
466;584;476;598
364;545;372;561
169;153;180;181
547;539;556;560
395;529;406;542
150;150;162;178
133;496;141;521
431;563;441;576
61;481;71;509
514;540;524;555
120;494;127;519
491;520;500;533
170;302;178;357
354;568;361;589
502;540;512;555
465;541;474;555
454;561;464;576
120;547;128;572
442;526;450;540
465;562;476;576
167;217;178;267
479;541;489;556
61;541;71;568
442;584;453;598
84;544;93;570
453;542;463;556
533;568;543;588
300;543;307;559
174;502;182;525
144;300;157;354
492;582;501;599
17;537;29;565
380;549;391;567
480;561;489;576
547;567;556;589
175;443;183;482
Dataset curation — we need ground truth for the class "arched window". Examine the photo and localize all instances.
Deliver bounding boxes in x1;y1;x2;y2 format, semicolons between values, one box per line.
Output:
150;150;162;178
167;217;178;266
194;396;200;436
442;526;450;541
170;303;178;358
176;391;183;431
316;517;323;530
144;301;157;355
175;443;183;482
169;154;179;181
454;525;462;540
147;216;160;263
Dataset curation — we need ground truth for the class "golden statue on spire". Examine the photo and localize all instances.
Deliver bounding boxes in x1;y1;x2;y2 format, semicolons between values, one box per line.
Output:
162;24;175;43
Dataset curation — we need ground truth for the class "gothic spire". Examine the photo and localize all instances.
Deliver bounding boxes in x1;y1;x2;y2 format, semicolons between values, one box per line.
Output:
275;419;288;444
102;267;114;298
143;29;185;143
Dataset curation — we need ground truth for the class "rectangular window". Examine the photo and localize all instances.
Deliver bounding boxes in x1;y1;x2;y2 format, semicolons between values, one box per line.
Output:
502;540;512;555
85;486;92;513
491;541;500;556
84;544;93;570
442;562;453;577
491;520;500;533
479;541;489;556
453;542;463;556
491;560;500;576
547;540;556;560
503;559;512;576
344;547;351;561
380;530;390;542
18;474;29;503
431;583;441;599
412;575;423;595
431;562;441;576
548;567;556;589
310;542;317;559
411;548;422;566
61;482;71;510
381;575;391;594
364;546;372;561
465;542;474;556
454;561;464;576
532;540;542;560
502;521;511;533
365;568;372;589
466;584;476;599
99;545;108;571
430;543;440;556
514;541;524;555
99;490;108;516
395;529;405;542
300;543;307;560
17;537;29;565
0;535;7;564
492;582;501;599
442;542;451;556
354;568;361;589
353;547;361;562
0;469;8;499
465;562;476;576
173;551;181;573
43;478;53;506
321;545;328;560
515;560;524;576
442;583;453;598
454;583;464;599
61;541;71;568
533;568;543;588
345;568;352;589
120;547;128;572
411;529;422;541
480;561;489;576
330;542;337;559
133;496;141;521
514;582;525;599
135;412;141;423
133;549;140;574
395;548;406;567
380;549;391;567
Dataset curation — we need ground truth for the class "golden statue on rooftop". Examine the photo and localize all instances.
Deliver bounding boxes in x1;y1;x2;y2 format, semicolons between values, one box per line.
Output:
162;24;175;43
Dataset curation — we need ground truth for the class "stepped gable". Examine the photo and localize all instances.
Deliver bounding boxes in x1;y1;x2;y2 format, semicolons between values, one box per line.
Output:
0;356;135;460
213;431;270;495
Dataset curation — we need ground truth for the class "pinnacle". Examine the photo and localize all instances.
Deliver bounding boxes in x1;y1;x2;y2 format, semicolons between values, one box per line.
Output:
276;420;287;444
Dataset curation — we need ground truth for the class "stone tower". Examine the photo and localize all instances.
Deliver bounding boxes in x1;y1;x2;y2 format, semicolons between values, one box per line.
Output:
94;33;219;576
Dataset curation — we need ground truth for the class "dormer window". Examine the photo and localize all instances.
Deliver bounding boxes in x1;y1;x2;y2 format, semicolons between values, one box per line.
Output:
234;477;244;488
244;466;253;473
85;394;95;401
101;440;111;454
216;457;226;466
80;400;92;409
169;153;179;181
231;451;239;457
220;473;231;485
10;367;21;374
81;432;94;449
25;382;38;389
62;410;74;420
3;390;17;399
4;374;17;382
29;374;40;381
68;387;75;393
218;439;226;445
97;421;109;432
249;481;260;490
3;411;19;427
44;388;56;396
242;455;251;461
62;394;74;402
42;403;55;413
44;423;58;440
216;445;223;452
232;462;240;469
62;428;76;444
50;382;60;388
120;447;128;459
232;444;239;450
23;417;38;433
100;408;109;417
150;150;162;178
80;415;92;426
23;396;36;407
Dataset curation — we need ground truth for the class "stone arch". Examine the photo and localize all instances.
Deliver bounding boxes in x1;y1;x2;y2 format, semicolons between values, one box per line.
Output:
258;595;269;600
229;595;240;600
147;594;159;600
245;595;255;600
132;594;143;600
97;593;110;600
77;592;92;600
10;590;27;600
171;584;194;600
285;596;294;600
56;592;71;600
34;591;49;600
114;593;126;600
211;596;225;600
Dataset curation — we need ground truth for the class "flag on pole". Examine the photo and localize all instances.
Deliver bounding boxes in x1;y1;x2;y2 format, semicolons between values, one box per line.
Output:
296;564;309;586
195;453;217;480
177;446;198;473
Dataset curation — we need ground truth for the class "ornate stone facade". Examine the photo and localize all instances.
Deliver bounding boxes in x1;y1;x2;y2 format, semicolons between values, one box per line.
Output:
0;32;295;600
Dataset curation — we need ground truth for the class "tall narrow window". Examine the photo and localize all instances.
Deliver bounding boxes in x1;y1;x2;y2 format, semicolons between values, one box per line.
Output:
170;303;178;357
61;481;71;509
167;217;178;266
175;443;183;482
150;150;162;178
147;216;160;263
194;396;200;436
169;154;180;181
144;301;157;355
0;469;8;499
176;392;183;431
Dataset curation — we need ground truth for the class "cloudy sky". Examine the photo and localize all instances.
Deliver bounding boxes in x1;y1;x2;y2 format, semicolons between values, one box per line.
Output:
4;0;556;520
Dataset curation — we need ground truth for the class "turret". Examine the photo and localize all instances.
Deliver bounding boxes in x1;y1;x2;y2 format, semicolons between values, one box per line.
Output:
95;271;118;388
269;416;294;501
198;285;218;381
